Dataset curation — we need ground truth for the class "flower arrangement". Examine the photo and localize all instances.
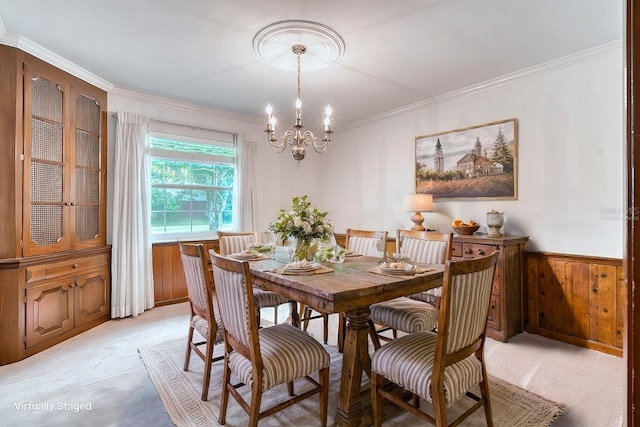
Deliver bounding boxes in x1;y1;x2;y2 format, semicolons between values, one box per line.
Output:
269;195;334;260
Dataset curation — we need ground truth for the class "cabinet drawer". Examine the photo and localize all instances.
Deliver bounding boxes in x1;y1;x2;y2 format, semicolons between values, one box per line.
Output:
25;254;109;284
460;243;498;259
451;242;463;258
487;295;500;331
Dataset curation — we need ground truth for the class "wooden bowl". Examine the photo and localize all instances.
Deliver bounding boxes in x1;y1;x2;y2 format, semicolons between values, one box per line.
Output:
452;225;480;235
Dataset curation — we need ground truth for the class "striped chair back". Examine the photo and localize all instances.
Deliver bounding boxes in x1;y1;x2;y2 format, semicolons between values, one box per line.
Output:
397;230;452;264
217;231;254;255
346;229;388;257
439;252;498;354
179;243;214;319
210;252;256;349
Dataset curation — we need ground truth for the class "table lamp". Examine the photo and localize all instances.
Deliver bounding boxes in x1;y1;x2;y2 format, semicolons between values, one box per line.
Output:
403;194;433;231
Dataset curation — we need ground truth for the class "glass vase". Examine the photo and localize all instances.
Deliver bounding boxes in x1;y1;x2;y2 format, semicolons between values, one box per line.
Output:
292;237;318;262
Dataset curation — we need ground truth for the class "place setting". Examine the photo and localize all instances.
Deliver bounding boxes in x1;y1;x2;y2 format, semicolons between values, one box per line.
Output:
229;248;271;261
368;260;434;277
272;259;334;276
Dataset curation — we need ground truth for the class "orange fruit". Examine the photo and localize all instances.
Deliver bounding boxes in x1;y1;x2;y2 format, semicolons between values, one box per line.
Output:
452;219;464;227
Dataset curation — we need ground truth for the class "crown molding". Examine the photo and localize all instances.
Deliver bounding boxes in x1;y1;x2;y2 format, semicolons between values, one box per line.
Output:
0;17;113;92
344;40;623;130
109;87;263;124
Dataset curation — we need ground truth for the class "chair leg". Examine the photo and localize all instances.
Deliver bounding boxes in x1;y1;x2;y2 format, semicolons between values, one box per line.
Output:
219;358;231;425
200;337;215;401
184;325;194;371
319;367;329;427
300;305;311;331
371;371;383;427
287;381;294;396
368;319;382;350
337;312;345;352
322;313;329;344
248;382;263;427
432;381;448;427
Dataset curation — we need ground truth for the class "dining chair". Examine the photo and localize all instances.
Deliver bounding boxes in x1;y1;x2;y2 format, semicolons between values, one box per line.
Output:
367;230;452;349
179;242;224;401
330;229;388;351
209;251;330;427
217;231;294;326
370;251;499;427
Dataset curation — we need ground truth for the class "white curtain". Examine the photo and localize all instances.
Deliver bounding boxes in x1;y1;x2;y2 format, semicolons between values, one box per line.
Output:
111;112;154;318
236;138;259;231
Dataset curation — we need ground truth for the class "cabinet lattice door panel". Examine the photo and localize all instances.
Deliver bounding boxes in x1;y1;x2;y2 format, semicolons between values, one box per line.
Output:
24;68;67;255
72;91;104;247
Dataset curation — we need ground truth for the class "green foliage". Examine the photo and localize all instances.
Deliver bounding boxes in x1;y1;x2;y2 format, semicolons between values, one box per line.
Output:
151;158;235;233
491;128;513;172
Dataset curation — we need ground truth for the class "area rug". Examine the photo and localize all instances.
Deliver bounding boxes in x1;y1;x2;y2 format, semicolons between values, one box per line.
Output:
139;338;563;427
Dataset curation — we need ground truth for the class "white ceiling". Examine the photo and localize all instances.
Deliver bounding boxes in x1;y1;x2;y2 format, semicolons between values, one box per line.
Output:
0;0;623;127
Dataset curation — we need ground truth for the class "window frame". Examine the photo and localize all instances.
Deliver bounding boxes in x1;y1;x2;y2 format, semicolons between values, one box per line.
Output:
147;123;238;242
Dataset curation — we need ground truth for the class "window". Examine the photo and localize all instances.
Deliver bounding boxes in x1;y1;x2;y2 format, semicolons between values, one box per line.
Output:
148;121;237;240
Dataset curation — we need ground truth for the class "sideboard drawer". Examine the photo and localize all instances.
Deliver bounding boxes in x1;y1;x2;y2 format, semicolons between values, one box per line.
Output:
460;243;498;259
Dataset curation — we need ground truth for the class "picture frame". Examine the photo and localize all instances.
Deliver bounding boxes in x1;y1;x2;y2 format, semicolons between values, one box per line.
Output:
415;118;518;200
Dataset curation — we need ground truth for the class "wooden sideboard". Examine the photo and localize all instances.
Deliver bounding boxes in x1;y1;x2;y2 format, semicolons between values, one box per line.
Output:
451;234;529;342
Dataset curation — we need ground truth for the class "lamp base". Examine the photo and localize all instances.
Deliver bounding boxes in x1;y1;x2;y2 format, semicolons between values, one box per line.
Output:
409;212;425;231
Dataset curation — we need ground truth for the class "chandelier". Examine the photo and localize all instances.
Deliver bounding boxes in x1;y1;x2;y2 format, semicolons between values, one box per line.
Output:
264;44;333;163
253;20;344;164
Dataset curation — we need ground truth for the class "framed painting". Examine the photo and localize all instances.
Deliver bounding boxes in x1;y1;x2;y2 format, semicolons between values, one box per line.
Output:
415;118;518;200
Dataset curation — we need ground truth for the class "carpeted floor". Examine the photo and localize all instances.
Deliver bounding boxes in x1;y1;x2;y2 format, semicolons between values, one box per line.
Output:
139;337;563;427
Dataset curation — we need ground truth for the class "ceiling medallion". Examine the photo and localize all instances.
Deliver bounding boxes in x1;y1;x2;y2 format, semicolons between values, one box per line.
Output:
252;20;345;71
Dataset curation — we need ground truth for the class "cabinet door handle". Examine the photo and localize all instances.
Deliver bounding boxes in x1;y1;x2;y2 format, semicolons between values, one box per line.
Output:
464;249;472;254
478;249;485;255
72;263;79;269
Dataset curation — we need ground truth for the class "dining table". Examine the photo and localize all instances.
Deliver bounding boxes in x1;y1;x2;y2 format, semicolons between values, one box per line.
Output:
246;248;444;427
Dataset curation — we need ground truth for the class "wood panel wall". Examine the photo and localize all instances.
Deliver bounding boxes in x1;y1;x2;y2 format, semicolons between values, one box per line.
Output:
152;240;219;306
524;252;625;356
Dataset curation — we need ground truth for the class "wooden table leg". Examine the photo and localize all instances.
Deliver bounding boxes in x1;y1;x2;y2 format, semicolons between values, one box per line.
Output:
335;307;370;427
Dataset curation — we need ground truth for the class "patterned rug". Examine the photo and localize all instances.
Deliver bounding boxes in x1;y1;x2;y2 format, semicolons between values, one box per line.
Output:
139;338;563;426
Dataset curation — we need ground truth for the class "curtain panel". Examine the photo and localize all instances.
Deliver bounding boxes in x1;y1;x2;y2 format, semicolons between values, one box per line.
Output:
237;138;259;231
111;112;154;318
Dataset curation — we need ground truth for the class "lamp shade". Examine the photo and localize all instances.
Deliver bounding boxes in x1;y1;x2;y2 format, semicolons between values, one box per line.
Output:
403;194;433;212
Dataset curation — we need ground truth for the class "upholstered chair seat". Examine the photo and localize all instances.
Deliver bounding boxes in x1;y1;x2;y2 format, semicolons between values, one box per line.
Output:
369;296;439;334
229;324;330;391
371;331;483;405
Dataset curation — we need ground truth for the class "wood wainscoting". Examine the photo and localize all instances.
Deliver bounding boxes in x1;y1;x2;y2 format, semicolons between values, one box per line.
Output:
524;252;625;357
152;240;219;306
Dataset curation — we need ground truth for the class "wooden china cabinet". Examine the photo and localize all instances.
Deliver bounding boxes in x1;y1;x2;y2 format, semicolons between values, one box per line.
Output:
0;45;110;365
